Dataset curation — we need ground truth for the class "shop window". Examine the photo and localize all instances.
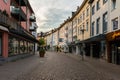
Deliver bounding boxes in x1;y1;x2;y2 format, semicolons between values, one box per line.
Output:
29;43;34;53
20;40;25;54
9;37;19;56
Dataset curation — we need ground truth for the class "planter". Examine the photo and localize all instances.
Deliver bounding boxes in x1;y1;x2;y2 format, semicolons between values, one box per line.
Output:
39;51;45;57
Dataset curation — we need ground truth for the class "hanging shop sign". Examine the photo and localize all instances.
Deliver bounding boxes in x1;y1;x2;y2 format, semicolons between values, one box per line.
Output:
107;30;120;41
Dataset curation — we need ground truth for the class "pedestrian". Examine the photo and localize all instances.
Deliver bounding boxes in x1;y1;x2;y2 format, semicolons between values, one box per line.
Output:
56;46;59;52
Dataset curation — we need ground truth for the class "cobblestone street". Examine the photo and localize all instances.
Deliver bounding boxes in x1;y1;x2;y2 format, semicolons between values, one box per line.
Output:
0;52;120;80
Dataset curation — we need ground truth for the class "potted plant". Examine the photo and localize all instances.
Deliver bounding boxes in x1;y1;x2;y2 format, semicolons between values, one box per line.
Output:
39;38;46;57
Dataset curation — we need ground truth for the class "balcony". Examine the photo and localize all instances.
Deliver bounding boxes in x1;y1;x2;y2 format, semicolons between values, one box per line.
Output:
10;6;26;21
15;0;27;6
9;19;36;41
29;22;37;31
30;15;36;22
0;12;10;27
30;26;36;31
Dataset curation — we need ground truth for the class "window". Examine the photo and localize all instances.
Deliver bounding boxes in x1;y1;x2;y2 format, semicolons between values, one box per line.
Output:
80;15;82;23
111;0;116;10
103;12;108;33
96;18;100;34
86;21;89;31
97;0;100;10
92;5;95;15
3;0;8;3
83;11;85;20
59;38;63;42
92;22;95;36
86;7;89;17
112;18;118;30
80;26;82;34
103;0;108;4
78;18;80;24
83;23;85;29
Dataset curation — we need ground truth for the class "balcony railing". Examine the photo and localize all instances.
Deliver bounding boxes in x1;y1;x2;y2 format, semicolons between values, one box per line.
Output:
29;22;37;31
11;6;26;21
30;15;36;22
15;0;27;6
30;26;36;31
0;12;10;27
0;10;35;40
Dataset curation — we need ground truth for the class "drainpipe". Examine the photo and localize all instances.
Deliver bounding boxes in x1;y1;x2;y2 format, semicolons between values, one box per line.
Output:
89;1;93;58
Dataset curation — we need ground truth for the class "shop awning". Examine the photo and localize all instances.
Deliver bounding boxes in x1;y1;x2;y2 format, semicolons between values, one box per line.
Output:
9;29;38;43
0;26;9;32
83;34;106;43
76;34;106;44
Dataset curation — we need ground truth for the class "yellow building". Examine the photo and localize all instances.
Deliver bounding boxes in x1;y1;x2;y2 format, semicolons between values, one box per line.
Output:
71;0;91;55
77;0;90;41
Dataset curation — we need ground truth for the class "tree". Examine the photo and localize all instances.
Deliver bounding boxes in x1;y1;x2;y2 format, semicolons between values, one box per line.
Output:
38;38;46;57
39;38;45;47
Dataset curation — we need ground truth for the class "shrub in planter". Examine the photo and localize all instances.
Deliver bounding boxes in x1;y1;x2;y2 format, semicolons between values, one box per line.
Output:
39;48;45;57
39;38;46;57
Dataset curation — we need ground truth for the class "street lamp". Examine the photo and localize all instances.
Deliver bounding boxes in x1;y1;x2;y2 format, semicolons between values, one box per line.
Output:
80;28;86;61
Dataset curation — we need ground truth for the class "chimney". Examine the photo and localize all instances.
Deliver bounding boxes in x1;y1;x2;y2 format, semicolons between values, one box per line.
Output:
72;12;75;16
77;6;79;11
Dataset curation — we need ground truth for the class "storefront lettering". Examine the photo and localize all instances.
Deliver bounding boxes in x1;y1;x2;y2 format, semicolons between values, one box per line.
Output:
112;32;120;39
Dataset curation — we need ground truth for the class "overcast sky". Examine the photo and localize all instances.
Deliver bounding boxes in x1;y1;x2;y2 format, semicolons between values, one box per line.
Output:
29;0;83;33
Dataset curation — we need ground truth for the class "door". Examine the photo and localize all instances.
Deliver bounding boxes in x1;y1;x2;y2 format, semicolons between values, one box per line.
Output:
0;34;2;56
111;44;117;64
117;46;120;64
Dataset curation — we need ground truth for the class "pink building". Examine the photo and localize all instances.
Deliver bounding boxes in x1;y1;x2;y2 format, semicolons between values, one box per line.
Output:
0;0;37;60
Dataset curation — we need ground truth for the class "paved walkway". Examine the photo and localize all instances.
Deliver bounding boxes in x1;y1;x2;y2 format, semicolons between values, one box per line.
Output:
0;51;119;80
64;52;120;80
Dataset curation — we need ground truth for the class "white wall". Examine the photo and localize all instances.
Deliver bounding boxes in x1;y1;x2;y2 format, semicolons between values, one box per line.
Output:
109;0;120;32
92;0;109;36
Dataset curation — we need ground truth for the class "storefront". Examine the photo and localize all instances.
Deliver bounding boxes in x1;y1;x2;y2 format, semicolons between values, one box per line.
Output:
87;34;106;59
0;26;9;58
107;30;120;65
8;35;35;56
0;33;2;56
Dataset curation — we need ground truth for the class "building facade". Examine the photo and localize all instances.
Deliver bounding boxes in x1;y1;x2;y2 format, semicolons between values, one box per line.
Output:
0;0;37;60
44;0;120;65
106;0;120;64
89;0;109;60
76;0;91;55
58;23;66;52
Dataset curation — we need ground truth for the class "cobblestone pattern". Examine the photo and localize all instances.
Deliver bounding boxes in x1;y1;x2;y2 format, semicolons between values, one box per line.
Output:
0;52;119;80
16;52;118;80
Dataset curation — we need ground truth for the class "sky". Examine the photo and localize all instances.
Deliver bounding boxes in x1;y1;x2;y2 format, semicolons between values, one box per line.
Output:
29;0;83;33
